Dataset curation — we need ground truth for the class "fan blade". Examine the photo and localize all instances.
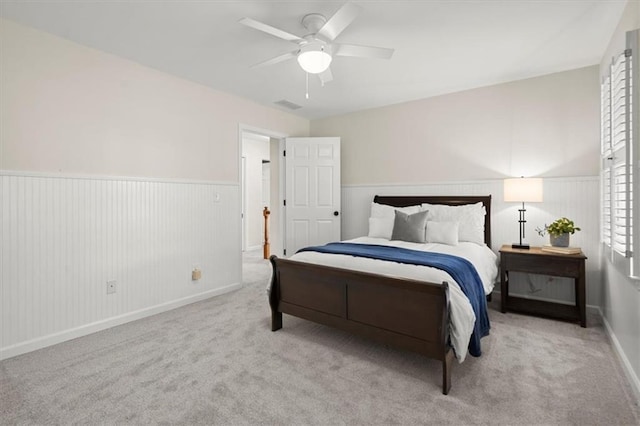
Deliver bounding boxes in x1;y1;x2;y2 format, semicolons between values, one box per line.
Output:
251;50;298;68
239;17;303;43
317;2;361;41
319;68;333;85
334;43;394;60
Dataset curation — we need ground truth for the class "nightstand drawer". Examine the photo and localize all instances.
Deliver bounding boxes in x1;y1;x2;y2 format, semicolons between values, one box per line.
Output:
502;254;582;276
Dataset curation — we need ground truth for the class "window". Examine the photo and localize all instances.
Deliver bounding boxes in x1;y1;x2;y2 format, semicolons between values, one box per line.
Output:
601;30;638;276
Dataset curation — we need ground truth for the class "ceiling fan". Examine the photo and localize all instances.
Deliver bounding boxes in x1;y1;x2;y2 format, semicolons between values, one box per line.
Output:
239;2;394;85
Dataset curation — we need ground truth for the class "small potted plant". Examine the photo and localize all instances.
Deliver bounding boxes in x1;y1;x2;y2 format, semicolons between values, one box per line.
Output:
536;217;581;247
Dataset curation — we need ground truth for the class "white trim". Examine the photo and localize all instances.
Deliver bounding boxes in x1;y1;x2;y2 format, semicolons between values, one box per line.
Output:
0;282;242;361
237;123;288;140
0;170;238;186
279;138;286;256
241;156;247;252
342;175;599;188
599;307;640;404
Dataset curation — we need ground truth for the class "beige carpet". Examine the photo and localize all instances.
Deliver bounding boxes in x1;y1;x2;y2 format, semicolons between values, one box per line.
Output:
1;250;639;425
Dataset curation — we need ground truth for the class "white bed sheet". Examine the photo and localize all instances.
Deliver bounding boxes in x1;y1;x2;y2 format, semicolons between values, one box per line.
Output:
288;237;499;362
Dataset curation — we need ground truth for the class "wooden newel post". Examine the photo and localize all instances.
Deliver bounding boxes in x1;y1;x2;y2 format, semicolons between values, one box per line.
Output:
263;206;271;259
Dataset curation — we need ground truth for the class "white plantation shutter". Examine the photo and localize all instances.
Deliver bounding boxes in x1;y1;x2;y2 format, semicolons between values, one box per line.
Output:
602;75;612;246
601;29;638;276
614;49;631;258
632;30;639;276
612;155;630;255
602;51;631;256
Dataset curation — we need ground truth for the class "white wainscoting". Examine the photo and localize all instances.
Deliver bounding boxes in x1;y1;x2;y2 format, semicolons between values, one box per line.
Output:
341;176;601;307
1;172;241;360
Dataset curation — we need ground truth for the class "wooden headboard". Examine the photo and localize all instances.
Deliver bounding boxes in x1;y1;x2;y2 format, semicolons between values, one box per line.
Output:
373;195;492;247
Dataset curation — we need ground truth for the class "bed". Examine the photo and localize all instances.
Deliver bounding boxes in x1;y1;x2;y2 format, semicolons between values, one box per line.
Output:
268;195;495;394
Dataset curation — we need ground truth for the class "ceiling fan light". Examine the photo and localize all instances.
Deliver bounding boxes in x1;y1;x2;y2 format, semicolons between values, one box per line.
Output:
297;48;332;74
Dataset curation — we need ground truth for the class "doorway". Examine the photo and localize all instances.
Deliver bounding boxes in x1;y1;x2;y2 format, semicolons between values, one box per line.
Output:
241;133;270;252
239;126;287;265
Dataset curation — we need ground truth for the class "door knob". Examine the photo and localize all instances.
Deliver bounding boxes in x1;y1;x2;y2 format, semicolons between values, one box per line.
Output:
334;211;339;216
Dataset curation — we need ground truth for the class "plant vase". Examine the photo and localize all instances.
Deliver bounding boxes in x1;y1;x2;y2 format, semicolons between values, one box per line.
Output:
550;233;570;247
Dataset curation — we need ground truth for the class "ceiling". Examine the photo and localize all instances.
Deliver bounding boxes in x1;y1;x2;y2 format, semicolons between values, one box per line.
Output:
0;0;627;120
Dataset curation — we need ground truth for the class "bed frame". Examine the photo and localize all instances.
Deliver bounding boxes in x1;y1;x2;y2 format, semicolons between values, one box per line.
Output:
268;195;492;395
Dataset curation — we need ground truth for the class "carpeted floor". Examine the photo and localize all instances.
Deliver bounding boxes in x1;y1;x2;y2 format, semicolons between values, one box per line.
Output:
1;250;639;425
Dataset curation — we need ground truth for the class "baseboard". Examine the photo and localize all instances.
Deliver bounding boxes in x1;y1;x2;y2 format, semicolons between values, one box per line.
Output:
598;307;640;405
0;283;242;361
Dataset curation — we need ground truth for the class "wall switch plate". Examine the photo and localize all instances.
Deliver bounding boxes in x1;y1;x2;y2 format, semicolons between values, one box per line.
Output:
192;268;202;281
107;280;117;294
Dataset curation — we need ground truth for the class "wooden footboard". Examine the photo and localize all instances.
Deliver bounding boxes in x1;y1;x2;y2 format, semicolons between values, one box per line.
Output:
269;255;454;395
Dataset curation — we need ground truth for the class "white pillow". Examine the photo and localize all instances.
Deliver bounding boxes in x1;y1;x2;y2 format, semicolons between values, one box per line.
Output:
421;202;485;245
370;202;421;218
368;217;394;239
426;221;459;245
368;202;422;240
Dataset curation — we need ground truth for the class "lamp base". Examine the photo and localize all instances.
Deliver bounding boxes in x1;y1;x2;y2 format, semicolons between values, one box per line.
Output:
511;243;530;250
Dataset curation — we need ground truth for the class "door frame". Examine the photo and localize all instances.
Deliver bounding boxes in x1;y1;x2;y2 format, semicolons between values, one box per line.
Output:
238;124;288;262
241;156;246;251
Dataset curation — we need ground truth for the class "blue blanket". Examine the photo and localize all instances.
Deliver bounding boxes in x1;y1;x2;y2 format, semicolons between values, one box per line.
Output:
297;242;490;357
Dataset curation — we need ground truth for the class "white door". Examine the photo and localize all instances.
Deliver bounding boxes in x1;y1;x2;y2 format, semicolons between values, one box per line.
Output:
285;137;341;255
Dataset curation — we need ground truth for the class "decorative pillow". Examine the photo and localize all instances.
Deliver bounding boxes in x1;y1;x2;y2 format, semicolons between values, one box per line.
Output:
426;221;459;245
391;210;429;243
368;202;422;239
421;202;485;245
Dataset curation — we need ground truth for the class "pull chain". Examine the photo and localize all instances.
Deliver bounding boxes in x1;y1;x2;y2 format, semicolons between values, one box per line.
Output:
305;72;309;99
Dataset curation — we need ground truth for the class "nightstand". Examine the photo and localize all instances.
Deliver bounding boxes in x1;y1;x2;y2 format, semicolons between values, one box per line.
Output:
499;245;587;327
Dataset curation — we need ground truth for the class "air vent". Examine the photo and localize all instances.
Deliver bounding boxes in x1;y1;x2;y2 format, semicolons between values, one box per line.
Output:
274;99;302;110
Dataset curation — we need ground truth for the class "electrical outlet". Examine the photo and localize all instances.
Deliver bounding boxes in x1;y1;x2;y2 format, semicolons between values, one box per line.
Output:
192;268;202;281
107;280;117;294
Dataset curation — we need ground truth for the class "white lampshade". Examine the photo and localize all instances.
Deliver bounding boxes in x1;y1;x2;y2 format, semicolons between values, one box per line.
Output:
504;177;543;203
297;43;332;74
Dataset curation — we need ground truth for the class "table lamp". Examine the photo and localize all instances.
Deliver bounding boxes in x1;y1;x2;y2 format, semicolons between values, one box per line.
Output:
504;177;543;249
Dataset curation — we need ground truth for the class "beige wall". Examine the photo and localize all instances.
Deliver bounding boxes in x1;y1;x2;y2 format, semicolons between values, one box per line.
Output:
311;66;599;185
0;18;309;181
